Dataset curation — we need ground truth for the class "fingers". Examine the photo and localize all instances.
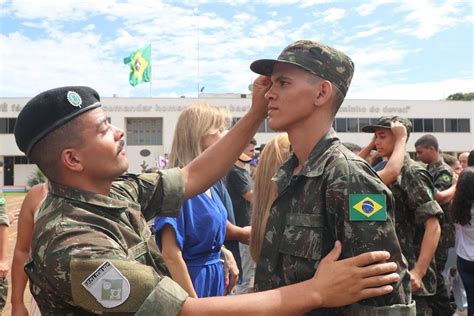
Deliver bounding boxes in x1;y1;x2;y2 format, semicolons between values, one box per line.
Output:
348;250;391;267
361;272;400;289
359;261;398;278
320;241;342;264
357;285;394;301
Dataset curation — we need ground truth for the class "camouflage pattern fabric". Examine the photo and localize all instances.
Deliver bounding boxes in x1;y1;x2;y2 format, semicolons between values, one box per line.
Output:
254;129;414;315
388;155;444;315
250;40;354;96
0;277;6;312
26;169;188;315
0;189;9;227
426;160;455;316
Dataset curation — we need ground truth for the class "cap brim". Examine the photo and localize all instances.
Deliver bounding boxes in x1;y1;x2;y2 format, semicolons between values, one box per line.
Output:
361;125;390;133
250;59;279;76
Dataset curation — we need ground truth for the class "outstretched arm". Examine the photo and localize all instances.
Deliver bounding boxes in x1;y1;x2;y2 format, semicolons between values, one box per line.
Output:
179;241;399;315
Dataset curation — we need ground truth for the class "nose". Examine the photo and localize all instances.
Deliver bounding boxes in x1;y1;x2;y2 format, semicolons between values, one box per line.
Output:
264;84;276;101
112;125;124;140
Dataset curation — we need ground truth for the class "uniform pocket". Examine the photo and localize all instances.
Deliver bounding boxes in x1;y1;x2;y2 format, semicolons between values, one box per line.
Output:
278;214;323;261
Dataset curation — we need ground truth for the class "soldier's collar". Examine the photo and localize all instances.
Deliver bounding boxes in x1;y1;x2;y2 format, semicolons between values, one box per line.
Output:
273;129;339;193
48;182;131;209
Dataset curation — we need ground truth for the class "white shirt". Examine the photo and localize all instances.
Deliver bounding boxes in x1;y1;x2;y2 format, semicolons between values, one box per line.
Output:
456;204;474;261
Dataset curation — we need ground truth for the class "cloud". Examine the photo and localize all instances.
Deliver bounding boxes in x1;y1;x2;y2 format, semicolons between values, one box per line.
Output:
322;8;346;23
356;0;397;16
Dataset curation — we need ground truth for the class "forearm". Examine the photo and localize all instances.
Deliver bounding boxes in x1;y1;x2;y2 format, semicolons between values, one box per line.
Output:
0;226;8;262
413;217;441;276
11;249;30;304
182;109;265;200
378;138;405;185
225;221;249;244
434;185;455;204
358;143;374;161
163;253;197;298
180;278;319;316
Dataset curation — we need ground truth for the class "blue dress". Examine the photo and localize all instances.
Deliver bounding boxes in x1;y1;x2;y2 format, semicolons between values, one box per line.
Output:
154;186;228;297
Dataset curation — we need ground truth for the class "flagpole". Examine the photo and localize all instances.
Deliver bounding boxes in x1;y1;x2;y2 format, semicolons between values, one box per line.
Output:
149;43;152;98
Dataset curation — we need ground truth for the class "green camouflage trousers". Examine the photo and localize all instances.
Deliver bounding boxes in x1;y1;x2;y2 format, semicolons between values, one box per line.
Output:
0;277;7;311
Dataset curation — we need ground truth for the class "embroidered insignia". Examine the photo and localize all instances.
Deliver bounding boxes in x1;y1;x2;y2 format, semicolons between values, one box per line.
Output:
82;261;130;308
0;196;5;205
67;91;82;108
349;194;387;221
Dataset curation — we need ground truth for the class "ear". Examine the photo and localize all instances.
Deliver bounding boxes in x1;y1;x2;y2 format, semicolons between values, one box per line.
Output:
60;148;84;172
313;80;333;107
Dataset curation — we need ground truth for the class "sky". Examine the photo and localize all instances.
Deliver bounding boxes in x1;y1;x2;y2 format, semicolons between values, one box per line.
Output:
0;0;472;100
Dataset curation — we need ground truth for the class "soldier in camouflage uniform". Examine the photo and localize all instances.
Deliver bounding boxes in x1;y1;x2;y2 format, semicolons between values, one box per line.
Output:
414;134;456;315
13;85;402;315
0;161;10;312
250;40;415;315
363;117;444;316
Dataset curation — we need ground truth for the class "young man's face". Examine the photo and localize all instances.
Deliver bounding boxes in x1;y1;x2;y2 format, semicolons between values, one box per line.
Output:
75;108;129;181
451;160;463;175
244;142;256;159
415;145;434;164
373;128;396;158
264;62;319;132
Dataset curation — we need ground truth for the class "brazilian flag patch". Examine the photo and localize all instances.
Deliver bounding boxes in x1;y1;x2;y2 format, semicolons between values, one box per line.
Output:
349;194;387;221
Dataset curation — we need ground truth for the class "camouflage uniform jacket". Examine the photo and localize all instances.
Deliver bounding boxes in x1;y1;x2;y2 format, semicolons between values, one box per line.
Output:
0;189;9;312
428;160;454;247
26;169;189;315
254;129;414;315
388;155;444;296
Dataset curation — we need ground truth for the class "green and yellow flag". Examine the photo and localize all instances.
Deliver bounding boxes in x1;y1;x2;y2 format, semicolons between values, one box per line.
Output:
123;45;151;87
349;194;387;221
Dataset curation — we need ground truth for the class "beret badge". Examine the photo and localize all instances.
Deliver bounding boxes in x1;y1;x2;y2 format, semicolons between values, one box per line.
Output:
67;91;82;108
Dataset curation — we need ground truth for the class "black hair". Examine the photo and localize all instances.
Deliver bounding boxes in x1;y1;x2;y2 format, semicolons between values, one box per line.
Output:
451;167;474;226
414;134;439;151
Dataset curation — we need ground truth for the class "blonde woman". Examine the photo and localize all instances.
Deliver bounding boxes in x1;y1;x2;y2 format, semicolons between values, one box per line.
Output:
154;104;238;298
250;133;291;262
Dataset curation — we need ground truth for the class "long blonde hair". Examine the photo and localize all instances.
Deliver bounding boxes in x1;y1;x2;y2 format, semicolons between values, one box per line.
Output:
168;103;230;168
250;133;291;262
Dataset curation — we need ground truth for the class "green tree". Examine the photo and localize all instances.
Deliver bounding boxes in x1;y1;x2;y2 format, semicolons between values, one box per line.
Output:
447;92;474;101
27;168;47;188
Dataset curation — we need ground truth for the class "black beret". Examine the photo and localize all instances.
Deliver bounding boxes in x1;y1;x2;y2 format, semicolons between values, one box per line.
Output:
14;86;102;158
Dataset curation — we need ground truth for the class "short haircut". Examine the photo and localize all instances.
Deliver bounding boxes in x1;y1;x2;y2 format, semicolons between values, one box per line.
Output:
306;74;345;116
0;161;3;167
29;116;86;181
250;138;257;146
414;134;439;151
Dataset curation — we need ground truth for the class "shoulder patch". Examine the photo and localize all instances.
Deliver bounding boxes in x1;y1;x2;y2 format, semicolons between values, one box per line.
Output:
349;194;387;221
82;260;130;308
0;196;5;205
441;174;451;183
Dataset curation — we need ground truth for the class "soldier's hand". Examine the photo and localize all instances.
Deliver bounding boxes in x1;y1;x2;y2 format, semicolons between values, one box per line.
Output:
250;76;271;119
409;268;423;292
390;121;407;140
312;241;399;308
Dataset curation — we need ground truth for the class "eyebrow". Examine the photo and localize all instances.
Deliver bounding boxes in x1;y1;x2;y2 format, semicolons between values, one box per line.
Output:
95;117;108;132
272;75;292;82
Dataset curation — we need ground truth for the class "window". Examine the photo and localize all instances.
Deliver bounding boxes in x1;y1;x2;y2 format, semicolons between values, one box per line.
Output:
434;119;444;132
413;119;423;132
347;118;358;132
126;118;163;145
459;119;470;132
423;119;433;132
445;119;458;132
335;118;347;132
0;118;16;134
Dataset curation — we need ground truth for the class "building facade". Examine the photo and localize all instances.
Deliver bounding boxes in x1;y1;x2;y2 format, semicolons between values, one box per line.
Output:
1;95;473;187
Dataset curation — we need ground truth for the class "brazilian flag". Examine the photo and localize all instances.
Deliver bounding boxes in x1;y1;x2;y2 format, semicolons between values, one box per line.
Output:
123;45;151;87
349;194;387;221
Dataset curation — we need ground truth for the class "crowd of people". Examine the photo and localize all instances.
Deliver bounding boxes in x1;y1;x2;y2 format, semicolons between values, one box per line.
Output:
0;39;472;316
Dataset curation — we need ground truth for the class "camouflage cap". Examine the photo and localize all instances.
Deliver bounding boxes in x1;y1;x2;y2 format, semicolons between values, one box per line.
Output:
250;40;354;96
14;86;102;159
362;116;412;137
